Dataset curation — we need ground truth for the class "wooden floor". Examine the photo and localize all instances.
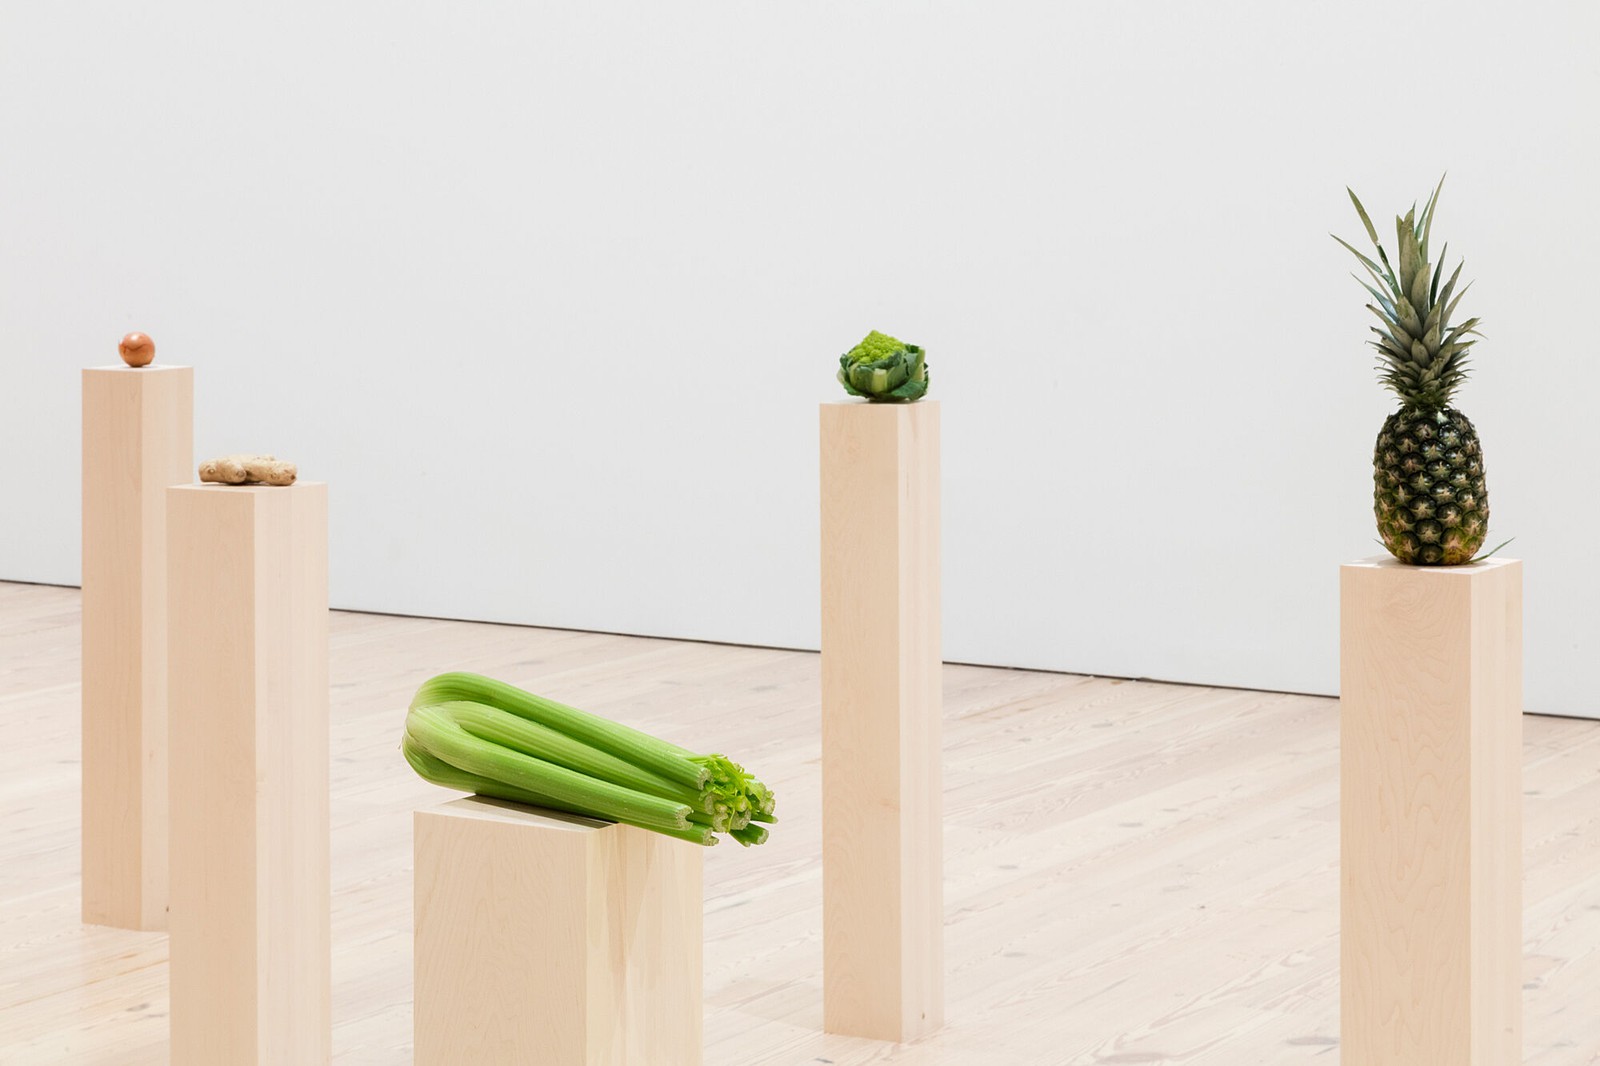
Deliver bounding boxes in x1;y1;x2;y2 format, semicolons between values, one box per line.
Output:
2;579;1599;1065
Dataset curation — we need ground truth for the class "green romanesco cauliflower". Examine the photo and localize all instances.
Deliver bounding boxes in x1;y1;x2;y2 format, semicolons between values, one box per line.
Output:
837;330;930;403
845;330;907;366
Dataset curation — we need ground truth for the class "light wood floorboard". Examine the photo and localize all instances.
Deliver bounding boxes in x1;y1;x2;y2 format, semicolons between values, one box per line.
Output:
1;580;1597;1064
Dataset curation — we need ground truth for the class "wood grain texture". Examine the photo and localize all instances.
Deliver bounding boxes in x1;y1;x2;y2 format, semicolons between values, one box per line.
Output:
1;580;1598;1063
414;798;703;1065
166;483;330;1065
80;365;192;930
1340;557;1523;1066
819;400;943;1043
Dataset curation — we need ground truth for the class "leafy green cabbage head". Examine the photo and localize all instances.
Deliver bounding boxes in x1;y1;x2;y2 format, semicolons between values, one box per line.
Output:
837;330;929;402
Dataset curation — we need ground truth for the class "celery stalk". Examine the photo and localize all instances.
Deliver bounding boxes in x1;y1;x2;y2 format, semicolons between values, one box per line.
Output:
403;735;717;846
437;700;709;811
414;673;709;790
406;705;692;833
402;673;774;847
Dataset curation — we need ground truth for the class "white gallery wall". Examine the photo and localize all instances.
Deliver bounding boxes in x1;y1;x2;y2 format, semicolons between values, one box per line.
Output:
2;2;1597;716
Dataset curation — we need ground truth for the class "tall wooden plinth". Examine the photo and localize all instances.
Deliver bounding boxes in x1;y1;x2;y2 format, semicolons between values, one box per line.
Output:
1340;556;1522;1065
414;798;704;1066
819;400;943;1042
167;483;330;1066
81;364;193;930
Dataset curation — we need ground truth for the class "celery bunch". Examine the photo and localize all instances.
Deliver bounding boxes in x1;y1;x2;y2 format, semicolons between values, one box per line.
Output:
402;672;775;847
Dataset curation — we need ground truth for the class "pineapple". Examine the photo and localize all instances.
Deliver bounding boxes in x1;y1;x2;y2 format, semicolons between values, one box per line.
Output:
1336;177;1489;565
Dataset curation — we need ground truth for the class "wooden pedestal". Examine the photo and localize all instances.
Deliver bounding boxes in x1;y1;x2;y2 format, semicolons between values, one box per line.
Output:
819;400;943;1042
414;798;704;1066
1340;556;1523;1065
80;364;193;929
167;482;330;1066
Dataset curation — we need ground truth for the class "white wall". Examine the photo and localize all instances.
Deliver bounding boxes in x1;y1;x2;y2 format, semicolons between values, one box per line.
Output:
3;2;1596;716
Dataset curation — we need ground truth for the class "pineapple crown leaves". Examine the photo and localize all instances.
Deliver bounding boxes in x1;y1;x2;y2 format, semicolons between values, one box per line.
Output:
1334;174;1482;410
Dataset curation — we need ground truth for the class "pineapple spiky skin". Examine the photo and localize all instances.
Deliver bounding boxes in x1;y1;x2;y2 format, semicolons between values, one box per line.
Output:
1373;406;1488;565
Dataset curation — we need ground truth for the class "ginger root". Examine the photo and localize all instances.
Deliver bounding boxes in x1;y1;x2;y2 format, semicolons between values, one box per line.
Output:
199;454;297;486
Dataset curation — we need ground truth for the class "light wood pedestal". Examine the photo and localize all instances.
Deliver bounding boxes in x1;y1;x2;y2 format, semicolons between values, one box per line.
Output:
413;797;704;1066
80;364;192;929
166;482;330;1065
1340;556;1522;1065
819;400;943;1042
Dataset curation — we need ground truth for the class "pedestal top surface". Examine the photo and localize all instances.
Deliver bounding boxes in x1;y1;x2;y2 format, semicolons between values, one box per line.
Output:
169;480;325;495
821;398;940;409
426;795;614;833
1342;554;1521;575
84;364;193;373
